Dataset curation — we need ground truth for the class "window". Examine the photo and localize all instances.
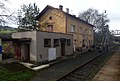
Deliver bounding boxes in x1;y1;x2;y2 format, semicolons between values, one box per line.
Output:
83;29;87;34
44;38;51;47
71;25;75;32
47;25;53;32
89;40;91;46
89;30;92;35
49;16;52;20
82;40;85;47
67;39;71;46
54;39;59;47
79;27;83;34
91;40;93;45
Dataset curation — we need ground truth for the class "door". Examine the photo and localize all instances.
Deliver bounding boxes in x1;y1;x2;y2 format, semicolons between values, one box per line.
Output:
61;43;65;56
14;44;21;60
24;44;30;60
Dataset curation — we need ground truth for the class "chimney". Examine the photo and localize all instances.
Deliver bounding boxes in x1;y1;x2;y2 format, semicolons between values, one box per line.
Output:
66;8;69;13
59;5;63;11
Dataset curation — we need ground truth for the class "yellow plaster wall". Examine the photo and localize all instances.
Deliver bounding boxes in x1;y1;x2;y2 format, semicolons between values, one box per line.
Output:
38;8;94;49
66;16;94;48
38;9;66;33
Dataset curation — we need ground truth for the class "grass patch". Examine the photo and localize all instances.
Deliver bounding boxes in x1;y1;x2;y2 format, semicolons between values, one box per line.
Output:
0;62;35;81
0;30;16;34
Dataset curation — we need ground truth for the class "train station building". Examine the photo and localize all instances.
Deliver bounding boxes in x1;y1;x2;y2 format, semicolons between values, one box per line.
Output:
1;5;94;62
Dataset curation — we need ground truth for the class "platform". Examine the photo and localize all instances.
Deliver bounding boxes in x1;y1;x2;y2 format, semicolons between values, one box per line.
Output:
92;48;120;81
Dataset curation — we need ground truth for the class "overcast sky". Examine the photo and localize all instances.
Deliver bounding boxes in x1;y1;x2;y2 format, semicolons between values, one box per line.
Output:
4;0;120;30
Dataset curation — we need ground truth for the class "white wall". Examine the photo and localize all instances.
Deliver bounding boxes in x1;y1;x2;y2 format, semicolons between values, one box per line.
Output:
36;31;73;62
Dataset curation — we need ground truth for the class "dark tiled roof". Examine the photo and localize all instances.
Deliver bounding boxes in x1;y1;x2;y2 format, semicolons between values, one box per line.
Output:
66;13;95;27
35;5;95;27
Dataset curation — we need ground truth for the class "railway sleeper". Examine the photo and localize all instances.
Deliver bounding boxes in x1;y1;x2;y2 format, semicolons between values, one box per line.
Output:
64;76;80;81
82;69;95;81
78;68;91;73
69;73;84;79
74;72;85;76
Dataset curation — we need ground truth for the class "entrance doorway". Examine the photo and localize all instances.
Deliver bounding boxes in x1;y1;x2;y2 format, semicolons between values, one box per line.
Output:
61;42;65;56
24;44;30;60
14;44;21;60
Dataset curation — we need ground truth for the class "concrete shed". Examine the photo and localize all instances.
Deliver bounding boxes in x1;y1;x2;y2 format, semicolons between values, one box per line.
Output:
12;31;73;62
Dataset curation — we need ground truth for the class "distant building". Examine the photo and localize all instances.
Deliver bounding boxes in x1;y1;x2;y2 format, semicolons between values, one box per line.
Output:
36;5;94;51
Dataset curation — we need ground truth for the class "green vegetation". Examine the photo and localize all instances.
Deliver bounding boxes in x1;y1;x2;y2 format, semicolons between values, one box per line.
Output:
0;30;16;34
17;3;40;31
0;63;35;81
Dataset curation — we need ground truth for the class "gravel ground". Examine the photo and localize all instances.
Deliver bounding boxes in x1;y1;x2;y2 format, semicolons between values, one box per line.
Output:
30;51;102;81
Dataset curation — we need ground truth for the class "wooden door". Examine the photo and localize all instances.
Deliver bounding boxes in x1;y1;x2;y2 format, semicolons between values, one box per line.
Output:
16;44;21;60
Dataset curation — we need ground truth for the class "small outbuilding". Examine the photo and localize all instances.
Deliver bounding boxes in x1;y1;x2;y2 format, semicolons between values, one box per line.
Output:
12;31;73;62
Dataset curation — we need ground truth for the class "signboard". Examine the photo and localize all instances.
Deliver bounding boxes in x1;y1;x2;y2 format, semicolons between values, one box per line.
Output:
0;46;2;54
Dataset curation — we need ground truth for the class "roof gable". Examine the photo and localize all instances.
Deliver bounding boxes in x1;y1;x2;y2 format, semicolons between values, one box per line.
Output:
35;5;54;20
36;5;95;27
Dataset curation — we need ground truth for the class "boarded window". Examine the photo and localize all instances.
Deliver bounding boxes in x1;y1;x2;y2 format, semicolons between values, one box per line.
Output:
67;39;71;46
44;38;51;47
54;39;59;47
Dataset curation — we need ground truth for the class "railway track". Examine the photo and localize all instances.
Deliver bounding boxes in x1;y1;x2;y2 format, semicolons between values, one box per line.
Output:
56;46;119;81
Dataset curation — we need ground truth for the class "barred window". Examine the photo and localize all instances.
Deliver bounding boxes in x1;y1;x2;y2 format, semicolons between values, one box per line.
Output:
67;39;71;46
54;39;59;47
44;38;51;47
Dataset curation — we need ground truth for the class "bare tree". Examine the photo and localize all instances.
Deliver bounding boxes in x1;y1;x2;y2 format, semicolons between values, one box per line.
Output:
79;8;111;51
0;0;16;26
78;8;110;32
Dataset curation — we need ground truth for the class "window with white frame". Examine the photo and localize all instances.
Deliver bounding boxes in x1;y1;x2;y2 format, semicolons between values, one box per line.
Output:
83;29;87;34
79;27;83;34
71;25;75;32
89;30;92;35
